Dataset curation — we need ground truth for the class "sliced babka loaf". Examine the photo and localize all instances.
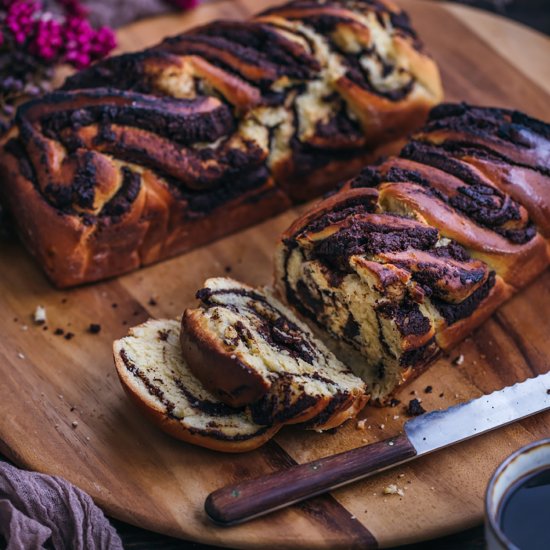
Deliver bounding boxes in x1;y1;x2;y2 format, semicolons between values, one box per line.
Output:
276;103;550;402
276;187;510;401
181;278;368;430
113;318;279;452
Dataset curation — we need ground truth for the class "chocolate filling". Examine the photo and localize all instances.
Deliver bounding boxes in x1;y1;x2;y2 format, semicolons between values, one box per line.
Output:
376;299;432;337
249;379;319;425
36;90;234;146
311;216;439;270
196;287;319;365
191;21;320;79
432;271;496;325
100;166;142;219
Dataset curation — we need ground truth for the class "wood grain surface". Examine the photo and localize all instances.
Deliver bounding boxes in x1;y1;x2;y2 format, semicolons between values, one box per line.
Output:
0;1;549;548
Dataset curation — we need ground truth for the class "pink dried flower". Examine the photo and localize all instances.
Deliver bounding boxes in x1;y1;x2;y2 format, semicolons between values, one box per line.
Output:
168;0;199;8
30;18;63;61
89;26;116;59
6;0;40;44
62;15;93;68
57;0;87;18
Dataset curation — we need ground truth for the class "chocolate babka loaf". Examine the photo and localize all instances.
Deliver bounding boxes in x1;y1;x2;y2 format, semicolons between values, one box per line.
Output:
181;278;368;430
113;318;279;452
276;103;550;402
0;0;442;287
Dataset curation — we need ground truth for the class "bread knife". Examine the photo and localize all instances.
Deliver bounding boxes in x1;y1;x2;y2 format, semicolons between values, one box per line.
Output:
205;372;550;525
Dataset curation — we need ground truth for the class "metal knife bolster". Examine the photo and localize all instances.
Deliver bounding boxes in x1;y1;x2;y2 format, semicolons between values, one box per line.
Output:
405;372;550;455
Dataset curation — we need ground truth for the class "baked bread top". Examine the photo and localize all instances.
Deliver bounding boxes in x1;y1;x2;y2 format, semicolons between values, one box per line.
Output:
113;318;280;452
0;0;442;287
349;103;550;289
181;277;368;430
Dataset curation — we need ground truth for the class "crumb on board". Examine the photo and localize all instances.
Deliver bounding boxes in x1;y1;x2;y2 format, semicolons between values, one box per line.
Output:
88;323;101;334
64;332;74;340
148;297;158;306
33;305;47;325
424;385;433;394
54;328;64;336
71;421;78;428
389;398;401;407
383;484;404;497
17;352;25;360
406;398;426;417
356;419;367;430
379;424;385;429
452;354;464;366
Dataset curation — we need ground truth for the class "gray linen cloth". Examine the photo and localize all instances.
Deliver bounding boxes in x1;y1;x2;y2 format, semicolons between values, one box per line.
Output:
0;461;123;550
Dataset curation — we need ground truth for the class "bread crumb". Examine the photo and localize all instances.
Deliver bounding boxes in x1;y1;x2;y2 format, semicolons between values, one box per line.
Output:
88;323;101;334
393;415;400;420
350;515;356;520
17;352;25;360
21;324;28;331
379;424;385;429
71;421;78;428
361;438;369;443
406;398;426;417
356;419;367;430
383;484;404;497
452;354;464;366
398;473;405;478
33;305;47;325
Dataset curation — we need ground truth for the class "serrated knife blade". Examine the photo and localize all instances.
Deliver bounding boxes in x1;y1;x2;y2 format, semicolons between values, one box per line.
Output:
205;372;550;526
406;371;550;455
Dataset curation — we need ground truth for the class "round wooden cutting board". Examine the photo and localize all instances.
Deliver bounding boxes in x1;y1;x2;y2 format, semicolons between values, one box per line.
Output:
0;1;549;548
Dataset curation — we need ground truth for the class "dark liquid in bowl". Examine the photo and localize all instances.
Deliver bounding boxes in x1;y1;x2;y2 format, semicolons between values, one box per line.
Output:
499;468;550;550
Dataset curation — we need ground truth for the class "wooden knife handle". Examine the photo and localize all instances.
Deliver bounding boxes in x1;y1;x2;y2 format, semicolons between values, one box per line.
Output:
205;433;417;525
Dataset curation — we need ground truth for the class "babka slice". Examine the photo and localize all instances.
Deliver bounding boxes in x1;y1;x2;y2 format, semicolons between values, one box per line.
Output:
181;278;368;430
113;318;279;452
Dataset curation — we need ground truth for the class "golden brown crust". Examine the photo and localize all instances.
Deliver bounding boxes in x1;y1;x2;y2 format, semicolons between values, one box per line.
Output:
181;309;270;408
0;0;442;287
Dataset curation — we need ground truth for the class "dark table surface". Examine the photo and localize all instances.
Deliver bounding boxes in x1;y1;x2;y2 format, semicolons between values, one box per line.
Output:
2;1;547;549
